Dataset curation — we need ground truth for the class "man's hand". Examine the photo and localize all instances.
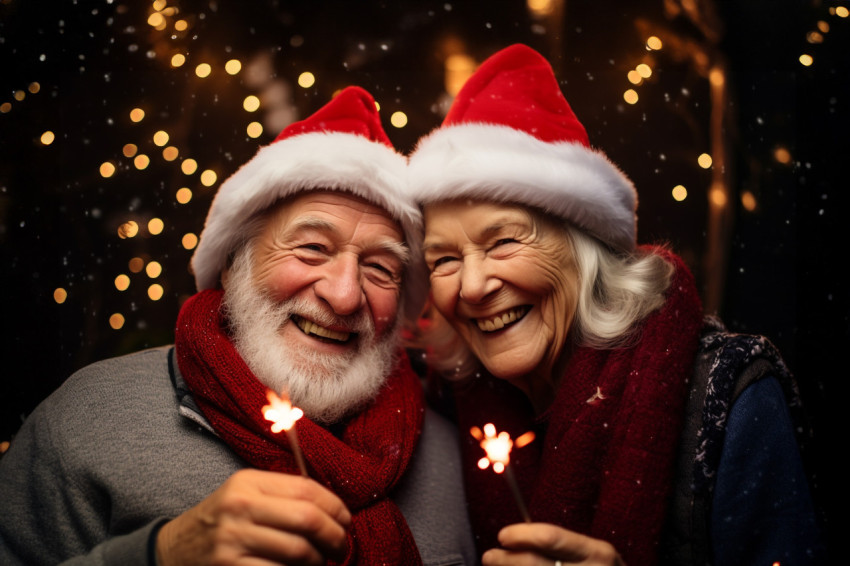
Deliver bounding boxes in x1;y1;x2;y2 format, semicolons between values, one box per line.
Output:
481;523;625;566
156;469;351;566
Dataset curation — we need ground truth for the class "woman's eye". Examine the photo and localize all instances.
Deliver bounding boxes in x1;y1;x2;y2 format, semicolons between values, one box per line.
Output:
299;243;325;252
432;256;456;269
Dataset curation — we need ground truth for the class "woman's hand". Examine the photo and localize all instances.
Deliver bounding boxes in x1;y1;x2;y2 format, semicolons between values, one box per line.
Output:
482;523;625;566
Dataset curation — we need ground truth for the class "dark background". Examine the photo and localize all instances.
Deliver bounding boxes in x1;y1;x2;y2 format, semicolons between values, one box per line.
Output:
1;0;844;555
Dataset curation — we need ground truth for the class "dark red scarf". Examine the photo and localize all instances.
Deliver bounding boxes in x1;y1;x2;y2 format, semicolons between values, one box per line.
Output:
455;247;703;566
174;289;424;566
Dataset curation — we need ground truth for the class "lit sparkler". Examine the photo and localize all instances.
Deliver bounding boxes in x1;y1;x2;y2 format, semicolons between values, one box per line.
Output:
471;423;535;523
262;390;308;477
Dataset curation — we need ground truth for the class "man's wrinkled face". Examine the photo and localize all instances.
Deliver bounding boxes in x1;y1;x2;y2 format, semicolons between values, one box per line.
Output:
423;199;579;393
222;190;408;423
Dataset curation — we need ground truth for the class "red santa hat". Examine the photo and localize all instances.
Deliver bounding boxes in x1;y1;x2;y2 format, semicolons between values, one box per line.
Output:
191;86;426;322
407;44;637;252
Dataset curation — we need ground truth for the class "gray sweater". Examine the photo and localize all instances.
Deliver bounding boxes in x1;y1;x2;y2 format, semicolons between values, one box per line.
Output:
0;347;476;565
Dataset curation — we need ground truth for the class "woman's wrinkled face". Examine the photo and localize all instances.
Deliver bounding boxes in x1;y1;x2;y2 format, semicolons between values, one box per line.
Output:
423;199;579;390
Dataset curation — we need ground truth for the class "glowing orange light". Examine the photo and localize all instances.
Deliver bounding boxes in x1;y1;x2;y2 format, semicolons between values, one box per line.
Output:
263;390;308;476
471;423;535;522
470;423;535;474
263;390;304;433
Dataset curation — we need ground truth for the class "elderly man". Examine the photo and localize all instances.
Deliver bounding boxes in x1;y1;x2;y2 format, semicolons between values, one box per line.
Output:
0;87;474;566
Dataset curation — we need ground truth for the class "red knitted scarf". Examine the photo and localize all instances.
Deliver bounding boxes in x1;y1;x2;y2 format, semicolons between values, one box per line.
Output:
454;247;703;566
175;289;424;566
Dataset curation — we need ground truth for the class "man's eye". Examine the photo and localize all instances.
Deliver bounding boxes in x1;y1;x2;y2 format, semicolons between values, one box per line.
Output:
299;244;325;252
367;262;393;276
494;238;518;247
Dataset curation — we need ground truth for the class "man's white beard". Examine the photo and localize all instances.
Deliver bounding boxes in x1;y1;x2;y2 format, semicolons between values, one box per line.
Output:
222;249;400;425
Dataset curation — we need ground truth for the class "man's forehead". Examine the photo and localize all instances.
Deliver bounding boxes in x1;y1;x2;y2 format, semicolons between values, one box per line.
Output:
264;191;406;252
279;189;394;219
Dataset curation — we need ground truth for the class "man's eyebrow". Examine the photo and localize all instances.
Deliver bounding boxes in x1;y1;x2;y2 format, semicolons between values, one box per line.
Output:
284;216;338;236
285;216;409;265
374;240;410;266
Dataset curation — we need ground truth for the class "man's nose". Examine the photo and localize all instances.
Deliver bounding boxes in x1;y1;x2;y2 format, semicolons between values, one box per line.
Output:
458;257;501;304
314;254;366;316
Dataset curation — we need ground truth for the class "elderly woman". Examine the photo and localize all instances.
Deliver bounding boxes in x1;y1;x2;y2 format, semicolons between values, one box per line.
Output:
407;44;825;566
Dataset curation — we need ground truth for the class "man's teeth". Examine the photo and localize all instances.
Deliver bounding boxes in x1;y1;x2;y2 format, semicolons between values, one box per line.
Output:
295;318;351;342
476;307;527;332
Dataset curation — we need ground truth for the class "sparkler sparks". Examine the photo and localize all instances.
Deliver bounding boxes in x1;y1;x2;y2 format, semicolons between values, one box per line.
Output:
262;390;308;477
471;423;535;522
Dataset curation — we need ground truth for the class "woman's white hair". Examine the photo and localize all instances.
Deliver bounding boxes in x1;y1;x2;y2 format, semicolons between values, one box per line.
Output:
415;216;674;381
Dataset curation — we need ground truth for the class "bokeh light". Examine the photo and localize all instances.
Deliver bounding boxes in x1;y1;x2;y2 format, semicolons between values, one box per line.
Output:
148;218;164;235
53;288;68;304
298;72;316;88
100;162;116;178
109;313;125;330
146;261;163;278
148;284;164;301
176;187;193;204
182;233;199;249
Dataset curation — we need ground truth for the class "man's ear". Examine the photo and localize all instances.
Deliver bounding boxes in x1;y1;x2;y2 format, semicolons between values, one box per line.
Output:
220;266;231;291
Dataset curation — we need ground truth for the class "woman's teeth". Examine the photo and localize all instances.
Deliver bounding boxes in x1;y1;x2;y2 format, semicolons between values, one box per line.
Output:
476;307;528;332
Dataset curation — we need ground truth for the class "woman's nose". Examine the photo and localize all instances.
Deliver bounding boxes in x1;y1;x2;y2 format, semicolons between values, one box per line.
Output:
458;258;501;304
314;255;366;316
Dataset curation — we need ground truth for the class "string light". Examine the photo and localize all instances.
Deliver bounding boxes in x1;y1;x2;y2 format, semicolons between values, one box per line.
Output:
148;218;165;235
298;72;316;88
109;314;125;329
390;111;408;128
181;158;198;175
200;170;217;186
225;59;242;75
175;188;193;204
243;95;261;112
100;162;116;178
148;284;164;301
146;261;163;278
247;121;263;138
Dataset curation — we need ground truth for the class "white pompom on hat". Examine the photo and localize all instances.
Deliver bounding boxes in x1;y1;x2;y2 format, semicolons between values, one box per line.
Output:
407;44;637;252
191;86;427;323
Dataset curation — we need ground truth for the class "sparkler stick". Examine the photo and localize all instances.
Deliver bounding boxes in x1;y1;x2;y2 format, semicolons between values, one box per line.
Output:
471;423;536;523
262;390;308;477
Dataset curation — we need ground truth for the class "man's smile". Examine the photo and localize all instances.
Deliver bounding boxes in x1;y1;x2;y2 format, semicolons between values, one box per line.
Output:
292;315;354;343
